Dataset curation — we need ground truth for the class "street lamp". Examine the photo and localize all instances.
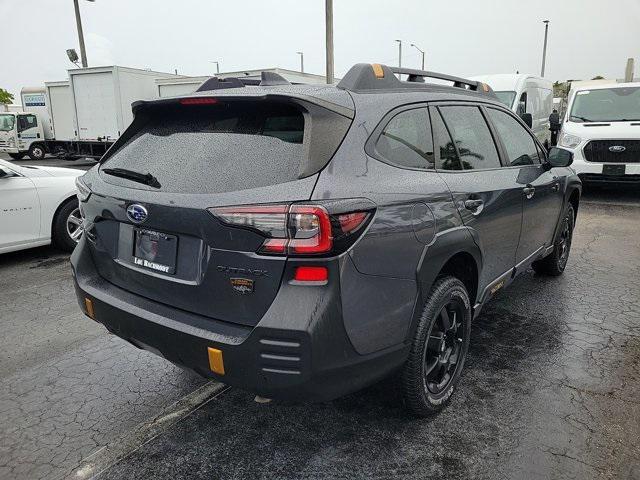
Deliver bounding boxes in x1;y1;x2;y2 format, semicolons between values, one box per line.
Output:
209;61;220;75
541;20;550;77
296;51;304;73
410;43;425;70
73;0;94;68
394;39;402;68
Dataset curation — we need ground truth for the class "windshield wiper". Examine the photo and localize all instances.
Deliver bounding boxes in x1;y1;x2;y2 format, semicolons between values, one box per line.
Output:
102;168;161;188
570;115;593;123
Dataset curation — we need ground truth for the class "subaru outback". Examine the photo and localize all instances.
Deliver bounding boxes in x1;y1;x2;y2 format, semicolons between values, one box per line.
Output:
72;64;581;416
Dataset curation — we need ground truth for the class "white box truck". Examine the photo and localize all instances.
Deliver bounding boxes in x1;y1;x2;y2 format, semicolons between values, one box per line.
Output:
471;74;554;148
0;66;174;160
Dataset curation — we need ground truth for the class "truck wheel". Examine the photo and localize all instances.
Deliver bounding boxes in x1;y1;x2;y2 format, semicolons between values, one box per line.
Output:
401;276;471;417
8;153;25;160
532;204;575;276
52;199;83;252
28;143;46;160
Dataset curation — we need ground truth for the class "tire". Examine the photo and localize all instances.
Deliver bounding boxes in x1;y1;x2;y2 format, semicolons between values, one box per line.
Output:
8;153;25;160
401;276;472;417
52;199;83;252
28;143;46;161
532;204;575;276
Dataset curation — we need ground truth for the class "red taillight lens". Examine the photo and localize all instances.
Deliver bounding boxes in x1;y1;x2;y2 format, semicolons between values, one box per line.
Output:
293;266;328;283
209;204;371;257
180;97;218;105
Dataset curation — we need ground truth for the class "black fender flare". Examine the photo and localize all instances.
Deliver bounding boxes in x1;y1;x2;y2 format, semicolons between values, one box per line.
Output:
404;226;483;343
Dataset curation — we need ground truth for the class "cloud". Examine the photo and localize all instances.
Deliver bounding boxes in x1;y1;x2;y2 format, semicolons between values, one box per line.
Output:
85;32;115;67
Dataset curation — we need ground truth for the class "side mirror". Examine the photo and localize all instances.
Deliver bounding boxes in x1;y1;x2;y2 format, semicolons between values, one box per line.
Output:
520;113;533;128
547;147;574;168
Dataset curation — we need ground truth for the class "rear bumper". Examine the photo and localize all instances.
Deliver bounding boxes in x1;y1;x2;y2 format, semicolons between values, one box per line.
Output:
71;237;407;402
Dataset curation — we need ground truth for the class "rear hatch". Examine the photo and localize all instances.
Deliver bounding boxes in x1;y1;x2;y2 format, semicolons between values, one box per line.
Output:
83;94;353;326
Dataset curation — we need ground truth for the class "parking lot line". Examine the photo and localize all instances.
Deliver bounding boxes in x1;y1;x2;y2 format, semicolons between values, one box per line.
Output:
62;381;229;480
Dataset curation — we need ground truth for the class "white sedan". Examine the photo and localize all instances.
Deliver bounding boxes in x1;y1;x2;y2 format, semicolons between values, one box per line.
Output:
0;159;84;254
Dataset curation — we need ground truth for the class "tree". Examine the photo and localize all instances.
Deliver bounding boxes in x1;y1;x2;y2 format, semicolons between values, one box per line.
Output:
0;88;14;105
591;75;605;80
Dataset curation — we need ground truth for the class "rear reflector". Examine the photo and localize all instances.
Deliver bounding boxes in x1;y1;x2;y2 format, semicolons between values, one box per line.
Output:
207;347;225;375
180;98;218;105
294;266;328;283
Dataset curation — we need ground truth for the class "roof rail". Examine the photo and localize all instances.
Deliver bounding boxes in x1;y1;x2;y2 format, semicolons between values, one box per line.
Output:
337;63;495;96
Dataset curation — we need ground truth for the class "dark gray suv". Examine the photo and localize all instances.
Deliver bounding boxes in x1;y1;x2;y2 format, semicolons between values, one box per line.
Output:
72;64;581;416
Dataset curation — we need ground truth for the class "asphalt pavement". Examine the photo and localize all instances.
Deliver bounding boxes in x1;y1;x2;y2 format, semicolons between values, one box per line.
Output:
0;155;639;480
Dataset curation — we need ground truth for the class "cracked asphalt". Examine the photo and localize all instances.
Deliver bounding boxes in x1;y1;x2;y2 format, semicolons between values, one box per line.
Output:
1;181;639;480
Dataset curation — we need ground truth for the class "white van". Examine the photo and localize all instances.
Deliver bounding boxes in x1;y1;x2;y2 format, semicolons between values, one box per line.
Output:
471;74;554;148
559;82;640;184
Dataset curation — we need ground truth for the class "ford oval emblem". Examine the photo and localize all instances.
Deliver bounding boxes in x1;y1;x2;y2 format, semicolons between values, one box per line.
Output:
127;204;148;223
609;145;626;153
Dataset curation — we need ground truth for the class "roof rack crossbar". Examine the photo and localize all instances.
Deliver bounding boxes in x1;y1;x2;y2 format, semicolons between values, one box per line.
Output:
389;67;481;91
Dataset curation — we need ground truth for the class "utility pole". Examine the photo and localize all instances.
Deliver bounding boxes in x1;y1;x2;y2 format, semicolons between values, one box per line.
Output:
540;20;550;77
410;43;425;70
73;0;94;68
296;51;304;73
625;58;635;82
325;0;334;84
209;61;220;74
395;39;402;68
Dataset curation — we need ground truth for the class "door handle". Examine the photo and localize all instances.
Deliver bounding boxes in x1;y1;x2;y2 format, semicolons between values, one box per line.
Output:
523;186;535;199
464;199;484;212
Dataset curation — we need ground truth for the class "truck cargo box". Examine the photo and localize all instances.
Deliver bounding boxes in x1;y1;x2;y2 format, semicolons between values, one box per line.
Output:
45;81;75;141
69;66;175;141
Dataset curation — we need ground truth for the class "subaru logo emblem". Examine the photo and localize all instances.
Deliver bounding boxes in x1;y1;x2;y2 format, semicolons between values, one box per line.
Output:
127;204;148;223
609;145;626;153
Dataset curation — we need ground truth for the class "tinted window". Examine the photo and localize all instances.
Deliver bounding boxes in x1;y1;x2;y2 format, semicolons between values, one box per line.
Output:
17;114;37;132
431;108;461;171
375;108;433;169
439;106;501;170
103;102;308;193
487;108;540;166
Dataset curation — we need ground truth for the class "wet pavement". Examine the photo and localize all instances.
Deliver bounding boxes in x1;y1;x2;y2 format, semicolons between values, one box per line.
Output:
1;190;639;480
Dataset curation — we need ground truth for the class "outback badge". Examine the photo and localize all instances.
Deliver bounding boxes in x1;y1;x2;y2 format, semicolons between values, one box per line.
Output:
231;278;254;295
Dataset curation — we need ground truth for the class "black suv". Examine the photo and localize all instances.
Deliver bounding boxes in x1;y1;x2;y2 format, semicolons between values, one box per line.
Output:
72;64;581;416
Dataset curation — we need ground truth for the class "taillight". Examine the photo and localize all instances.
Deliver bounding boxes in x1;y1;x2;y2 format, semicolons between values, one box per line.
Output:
208;203;372;256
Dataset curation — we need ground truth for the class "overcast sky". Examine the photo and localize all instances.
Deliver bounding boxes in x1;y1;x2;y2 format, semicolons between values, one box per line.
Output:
2;0;639;99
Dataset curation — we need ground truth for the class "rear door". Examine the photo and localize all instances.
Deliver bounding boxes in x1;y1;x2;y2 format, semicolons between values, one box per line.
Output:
485;106;564;266
72;72;119;141
86;97;352;326
431;104;523;296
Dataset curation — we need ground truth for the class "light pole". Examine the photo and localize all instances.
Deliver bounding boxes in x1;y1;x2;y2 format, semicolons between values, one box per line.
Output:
209;61;220;74
73;0;94;68
410;43;425;70
395;39;402;68
296;51;304;73
541;20;550;77
325;0;334;84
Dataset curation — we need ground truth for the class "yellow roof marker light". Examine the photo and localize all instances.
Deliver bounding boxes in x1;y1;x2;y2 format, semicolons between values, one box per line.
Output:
208;347;225;375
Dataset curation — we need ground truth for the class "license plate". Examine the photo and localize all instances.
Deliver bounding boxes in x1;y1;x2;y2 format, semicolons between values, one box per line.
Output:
603;164;625;175
133;229;178;274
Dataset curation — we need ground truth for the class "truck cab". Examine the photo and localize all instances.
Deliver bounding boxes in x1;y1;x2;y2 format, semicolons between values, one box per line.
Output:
559;82;640;184
0;112;46;160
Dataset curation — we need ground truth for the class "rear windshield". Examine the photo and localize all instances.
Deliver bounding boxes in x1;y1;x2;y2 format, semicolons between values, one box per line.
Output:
101;101;308;193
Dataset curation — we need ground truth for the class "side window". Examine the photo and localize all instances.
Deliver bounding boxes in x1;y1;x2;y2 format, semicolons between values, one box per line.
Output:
375;107;434;169
517;92;527;115
487;108;540;166
438;106;501;170
17;114;37;132
431;108;461;170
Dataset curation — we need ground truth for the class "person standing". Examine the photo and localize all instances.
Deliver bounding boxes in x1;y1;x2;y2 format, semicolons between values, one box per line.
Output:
549;109;561;146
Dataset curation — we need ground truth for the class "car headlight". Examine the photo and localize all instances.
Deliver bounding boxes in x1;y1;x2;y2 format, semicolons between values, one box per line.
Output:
75;176;91;202
559;133;582;149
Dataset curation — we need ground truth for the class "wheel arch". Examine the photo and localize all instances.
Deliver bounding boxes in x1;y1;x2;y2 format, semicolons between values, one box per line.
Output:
406;227;482;343
50;194;78;238
568;188;580;220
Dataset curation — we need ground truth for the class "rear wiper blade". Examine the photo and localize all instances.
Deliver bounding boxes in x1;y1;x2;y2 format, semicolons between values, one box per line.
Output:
102;168;161;188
